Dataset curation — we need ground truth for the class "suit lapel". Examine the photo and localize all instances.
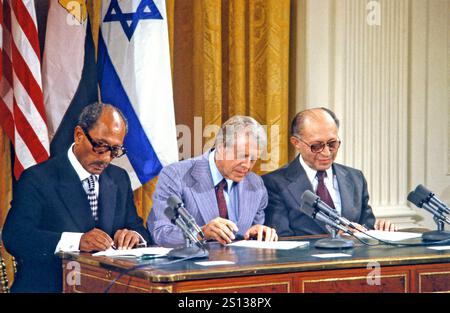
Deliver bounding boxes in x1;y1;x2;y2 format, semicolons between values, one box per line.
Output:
97;171;117;235
286;158;329;233
334;164;357;221
189;154;219;224
56;155;95;231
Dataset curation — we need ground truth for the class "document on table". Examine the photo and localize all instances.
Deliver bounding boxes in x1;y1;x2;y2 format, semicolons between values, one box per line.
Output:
312;253;352;259
195;260;235;266
427;246;450;251
354;230;422;242
227;240;309;250
92;247;172;258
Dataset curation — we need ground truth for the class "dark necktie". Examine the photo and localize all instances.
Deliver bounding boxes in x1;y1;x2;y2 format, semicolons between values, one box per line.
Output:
215;179;228;219
316;171;335;210
84;175;98;222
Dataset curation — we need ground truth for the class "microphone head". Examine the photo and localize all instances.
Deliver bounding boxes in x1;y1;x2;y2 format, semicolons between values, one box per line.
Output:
407;190;424;208
300;190;318;217
301;190;319;208
167;195;182;210
415;184;433;201
164;206;177;224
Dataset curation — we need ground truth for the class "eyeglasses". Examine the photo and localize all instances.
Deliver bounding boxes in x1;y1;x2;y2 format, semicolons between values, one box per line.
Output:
83;129;126;158
295;136;341;154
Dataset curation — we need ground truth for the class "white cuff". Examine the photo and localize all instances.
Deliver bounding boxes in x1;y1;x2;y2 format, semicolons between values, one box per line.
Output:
54;232;84;254
133;231;147;247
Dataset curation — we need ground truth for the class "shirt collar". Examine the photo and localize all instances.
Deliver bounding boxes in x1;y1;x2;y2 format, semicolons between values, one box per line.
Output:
67;143;99;182
298;154;334;184
208;149;235;191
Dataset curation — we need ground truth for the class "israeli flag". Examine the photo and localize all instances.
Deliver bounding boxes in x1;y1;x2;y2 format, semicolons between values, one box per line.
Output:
98;0;178;188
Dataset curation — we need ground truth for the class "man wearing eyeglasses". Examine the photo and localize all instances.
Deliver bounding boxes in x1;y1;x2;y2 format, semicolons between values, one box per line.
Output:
262;107;397;236
3;102;150;292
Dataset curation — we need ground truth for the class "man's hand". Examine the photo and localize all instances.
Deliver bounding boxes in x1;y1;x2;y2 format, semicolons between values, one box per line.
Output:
114;229;141;250
80;228;114;252
202;217;239;245
375;219;399;232
244;225;278;242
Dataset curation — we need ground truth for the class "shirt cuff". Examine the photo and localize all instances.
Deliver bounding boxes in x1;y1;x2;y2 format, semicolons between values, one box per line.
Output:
54;232;84;254
132;231;147;247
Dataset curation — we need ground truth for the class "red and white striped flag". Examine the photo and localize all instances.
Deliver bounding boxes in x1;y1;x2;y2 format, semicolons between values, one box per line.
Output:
0;0;49;179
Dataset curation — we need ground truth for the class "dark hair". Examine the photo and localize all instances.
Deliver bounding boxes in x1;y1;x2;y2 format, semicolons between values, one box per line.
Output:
290;107;340;136
78;102;128;133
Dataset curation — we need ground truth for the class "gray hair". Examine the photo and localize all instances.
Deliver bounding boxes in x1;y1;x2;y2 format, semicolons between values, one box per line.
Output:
214;115;267;151
78;102;128;134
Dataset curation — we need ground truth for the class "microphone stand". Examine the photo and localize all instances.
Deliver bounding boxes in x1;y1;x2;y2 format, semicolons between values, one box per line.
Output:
315;227;354;249
312;213;354;249
167;231;209;259
422;216;450;242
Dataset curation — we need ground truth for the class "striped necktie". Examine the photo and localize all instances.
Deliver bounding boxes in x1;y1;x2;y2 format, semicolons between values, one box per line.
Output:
84;175;98;222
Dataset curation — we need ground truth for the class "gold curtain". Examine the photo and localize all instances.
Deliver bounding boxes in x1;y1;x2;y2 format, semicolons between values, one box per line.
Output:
0;127;14;292
172;0;290;173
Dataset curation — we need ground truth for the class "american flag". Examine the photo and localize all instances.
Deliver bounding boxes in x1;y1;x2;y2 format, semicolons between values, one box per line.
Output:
0;0;49;179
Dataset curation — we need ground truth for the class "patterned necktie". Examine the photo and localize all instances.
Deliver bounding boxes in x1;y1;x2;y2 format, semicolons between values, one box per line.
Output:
316;171;335;210
85;175;98;222
215;179;228;219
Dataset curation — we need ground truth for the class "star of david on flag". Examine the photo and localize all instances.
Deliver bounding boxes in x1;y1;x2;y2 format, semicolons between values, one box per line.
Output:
103;0;162;41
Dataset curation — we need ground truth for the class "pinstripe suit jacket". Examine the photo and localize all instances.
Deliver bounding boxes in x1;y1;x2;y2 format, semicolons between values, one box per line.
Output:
147;151;267;246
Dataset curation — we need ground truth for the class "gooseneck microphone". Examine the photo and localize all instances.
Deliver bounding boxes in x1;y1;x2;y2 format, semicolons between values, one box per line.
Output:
164;195;209;259
167;195;205;240
300;190;354;249
407;185;450;242
164;206;203;248
407;190;450;225
414;184;450;215
301;190;360;230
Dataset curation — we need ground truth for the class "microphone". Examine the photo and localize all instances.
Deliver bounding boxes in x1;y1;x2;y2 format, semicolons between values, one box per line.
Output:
414;185;450;215
301;190;359;229
300;190;352;235
407;190;450;225
300;191;354;249
313;211;353;235
167;195;205;239
164;206;203;248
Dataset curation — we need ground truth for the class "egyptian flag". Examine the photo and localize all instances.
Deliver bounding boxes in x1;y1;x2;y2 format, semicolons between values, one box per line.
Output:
42;0;98;157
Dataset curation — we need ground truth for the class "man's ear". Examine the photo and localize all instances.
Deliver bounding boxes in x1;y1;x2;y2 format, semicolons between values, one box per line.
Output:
290;136;300;149
74;126;84;144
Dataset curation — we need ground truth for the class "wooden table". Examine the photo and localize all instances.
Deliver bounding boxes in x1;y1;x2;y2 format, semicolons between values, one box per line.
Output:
61;236;450;293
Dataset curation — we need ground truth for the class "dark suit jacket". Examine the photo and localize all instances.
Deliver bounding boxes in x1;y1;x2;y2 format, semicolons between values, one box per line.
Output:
2;154;150;293
262;157;375;236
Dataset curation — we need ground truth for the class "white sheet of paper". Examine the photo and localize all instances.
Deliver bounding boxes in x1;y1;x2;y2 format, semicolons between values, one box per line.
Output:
227;240;309;250
312;253;352;259
427;246;450;251
195;260;235;266
355;230;422;241
92;247;172;258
